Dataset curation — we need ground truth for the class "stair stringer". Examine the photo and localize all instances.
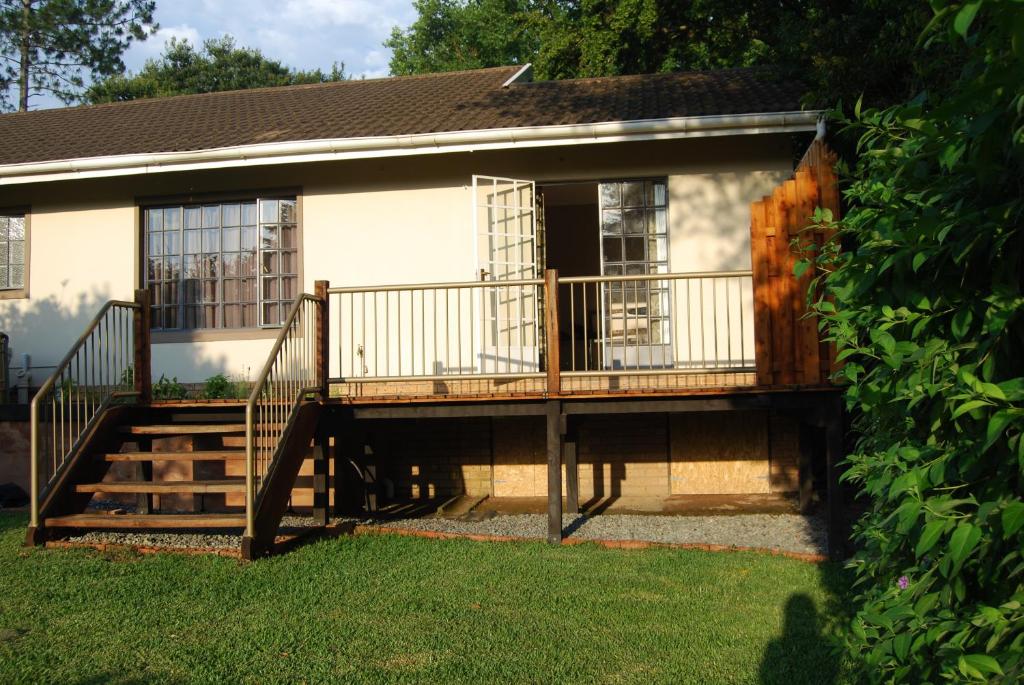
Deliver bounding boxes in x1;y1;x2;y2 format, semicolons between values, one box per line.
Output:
241;401;324;559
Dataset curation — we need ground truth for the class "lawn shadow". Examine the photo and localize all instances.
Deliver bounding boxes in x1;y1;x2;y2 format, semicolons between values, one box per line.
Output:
758;562;859;684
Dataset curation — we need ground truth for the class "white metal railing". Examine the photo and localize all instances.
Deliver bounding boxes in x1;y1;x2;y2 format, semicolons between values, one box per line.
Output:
559;271;755;375
30;300;142;529
245;293;323;538
327;278;546;383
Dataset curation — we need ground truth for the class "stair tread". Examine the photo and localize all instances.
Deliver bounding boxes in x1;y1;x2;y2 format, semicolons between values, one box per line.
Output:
104;450;245;462
76;480;246;494
120;423;247;435
46;513;246;529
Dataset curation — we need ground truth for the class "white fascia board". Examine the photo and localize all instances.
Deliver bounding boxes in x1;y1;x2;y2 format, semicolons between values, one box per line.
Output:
0;110;821;186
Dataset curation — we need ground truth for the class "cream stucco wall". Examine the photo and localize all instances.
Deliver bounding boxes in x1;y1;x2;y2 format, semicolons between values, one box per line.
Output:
0;134;796;383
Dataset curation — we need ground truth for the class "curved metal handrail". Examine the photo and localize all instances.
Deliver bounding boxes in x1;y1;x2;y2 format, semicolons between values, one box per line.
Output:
245;293;323;538
29;299;141;528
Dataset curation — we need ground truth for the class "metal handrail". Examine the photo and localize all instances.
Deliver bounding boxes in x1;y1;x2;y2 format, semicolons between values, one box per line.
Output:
245;293;323;539
558;270;756;376
328;278;546;382
29;299;141;529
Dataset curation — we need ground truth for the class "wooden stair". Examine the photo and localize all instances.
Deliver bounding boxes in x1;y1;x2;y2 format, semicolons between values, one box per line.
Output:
37;401;327;555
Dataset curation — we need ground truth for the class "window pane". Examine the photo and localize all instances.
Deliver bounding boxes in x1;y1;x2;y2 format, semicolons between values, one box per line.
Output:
240;278;256;300
280;276;297;300
163;231;181;256
183;279;200;304
202;254;219;278
624;237;645;261
224;278;239;301
0;266;7;287
261;225;278;249
164;207;181;230
261;251;278;274
147;209;163;231
622;182;644;207
602;238;622;262
599;183;620;208
204;305;220;328
260;200;278;223
202;228;220;253
164;256;181;280
243;304;257;327
149;232;163;256
262;277;279;300
183;229;201;254
148;257;161;281
163;305;178;329
224;304;241;328
9;241;22;264
222;226;240;252
183;255;201;279
601;209;622;236
647;181;667;206
222;204;241;226
624;209;644;234
184;206;202;229
8;217;25;240
202;205;221;228
202;279;218;303
10;265;23;288
241;202;258;225
280;225;296;249
648;209;667;235
262;302;279;325
280;250;296;273
240;226;257;250
0;243;7;264
279;199;296;223
222;252;239;277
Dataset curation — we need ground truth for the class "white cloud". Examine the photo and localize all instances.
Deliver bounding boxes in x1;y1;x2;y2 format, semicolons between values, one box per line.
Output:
129;24;203;65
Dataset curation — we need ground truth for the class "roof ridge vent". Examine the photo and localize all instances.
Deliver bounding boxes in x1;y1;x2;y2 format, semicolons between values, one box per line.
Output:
502;63;533;87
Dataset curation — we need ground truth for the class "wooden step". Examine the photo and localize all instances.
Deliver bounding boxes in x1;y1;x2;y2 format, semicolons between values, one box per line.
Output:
120;423;247;435
104;450;245;462
76;480;246;494
45;513;246;529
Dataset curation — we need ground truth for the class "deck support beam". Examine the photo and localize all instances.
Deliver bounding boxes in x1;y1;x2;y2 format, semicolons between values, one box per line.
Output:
546;400;563;544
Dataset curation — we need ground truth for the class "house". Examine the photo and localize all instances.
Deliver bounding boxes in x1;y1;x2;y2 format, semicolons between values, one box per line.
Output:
0;64;845;558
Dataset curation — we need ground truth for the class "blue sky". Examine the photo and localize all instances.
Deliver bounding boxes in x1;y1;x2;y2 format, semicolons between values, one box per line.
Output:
23;0;419;109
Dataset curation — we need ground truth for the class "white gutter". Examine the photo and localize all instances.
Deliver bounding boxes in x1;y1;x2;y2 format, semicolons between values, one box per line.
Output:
0;110;820;186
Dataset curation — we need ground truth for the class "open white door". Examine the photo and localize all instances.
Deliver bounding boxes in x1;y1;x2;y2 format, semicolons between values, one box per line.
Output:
472;175;541;374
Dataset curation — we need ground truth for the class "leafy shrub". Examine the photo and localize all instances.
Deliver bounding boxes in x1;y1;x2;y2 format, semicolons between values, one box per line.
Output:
807;1;1024;681
152;374;187;400
200;373;248;400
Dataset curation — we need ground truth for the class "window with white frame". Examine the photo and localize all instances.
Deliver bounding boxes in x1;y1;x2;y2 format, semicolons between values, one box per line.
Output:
0;213;26;291
144;197;298;330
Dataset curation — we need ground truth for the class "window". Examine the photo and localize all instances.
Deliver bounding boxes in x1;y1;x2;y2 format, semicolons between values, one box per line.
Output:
598;179;670;347
0;213;27;293
144;197;298;330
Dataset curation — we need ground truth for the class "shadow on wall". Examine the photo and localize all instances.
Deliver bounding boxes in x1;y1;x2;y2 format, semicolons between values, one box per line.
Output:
669;170;788;273
0;289;231;392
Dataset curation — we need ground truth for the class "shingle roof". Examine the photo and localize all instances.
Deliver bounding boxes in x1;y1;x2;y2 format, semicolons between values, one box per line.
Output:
0;66;806;166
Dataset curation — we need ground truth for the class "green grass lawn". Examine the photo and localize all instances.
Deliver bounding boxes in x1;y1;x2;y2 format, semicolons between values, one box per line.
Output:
0;512;857;684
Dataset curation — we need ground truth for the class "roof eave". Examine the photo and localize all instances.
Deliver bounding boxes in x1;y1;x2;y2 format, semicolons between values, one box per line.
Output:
0;110;822;186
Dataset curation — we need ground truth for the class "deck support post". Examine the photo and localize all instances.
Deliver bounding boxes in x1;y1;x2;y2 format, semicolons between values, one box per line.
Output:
564;416;578;515
546;400;563;544
825;398;846;560
135;436;153;515
133;288;152;404
797;422;815;515
544;269;560;395
312;414;330;526
314;280;329;399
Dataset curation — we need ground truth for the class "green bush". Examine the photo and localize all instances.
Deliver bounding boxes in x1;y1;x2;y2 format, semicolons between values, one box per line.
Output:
152;374;187;400
807;1;1024;680
200;373;248;400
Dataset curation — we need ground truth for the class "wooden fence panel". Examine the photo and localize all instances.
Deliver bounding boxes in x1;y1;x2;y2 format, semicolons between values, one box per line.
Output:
749;139;839;387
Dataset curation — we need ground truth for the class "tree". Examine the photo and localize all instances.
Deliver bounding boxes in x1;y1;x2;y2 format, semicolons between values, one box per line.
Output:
805;0;1024;679
0;0;155;111
386;1;959;110
85;36;348;103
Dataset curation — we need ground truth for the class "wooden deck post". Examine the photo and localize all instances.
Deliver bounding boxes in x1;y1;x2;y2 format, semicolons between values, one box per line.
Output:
133;288;152;404
312;412;330;526
564;416;579;515
314;280;329;398
825;398;846;560
544;269;560;395
546;400;563;544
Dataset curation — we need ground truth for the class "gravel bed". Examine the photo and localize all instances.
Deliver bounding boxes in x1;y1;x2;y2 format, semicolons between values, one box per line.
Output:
359;513;828;555
63;514;318;551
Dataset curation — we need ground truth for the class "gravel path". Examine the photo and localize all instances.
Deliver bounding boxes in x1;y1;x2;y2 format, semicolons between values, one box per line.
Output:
360;512;828;556
63;509;826;556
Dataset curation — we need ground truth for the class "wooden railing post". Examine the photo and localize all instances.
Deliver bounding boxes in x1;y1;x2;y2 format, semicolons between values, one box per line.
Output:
133;288;152;404
544;269;560;395
314;280;329;398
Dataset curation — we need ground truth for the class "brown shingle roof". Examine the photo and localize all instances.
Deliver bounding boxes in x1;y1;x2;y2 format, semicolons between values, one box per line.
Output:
0;66;806;166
